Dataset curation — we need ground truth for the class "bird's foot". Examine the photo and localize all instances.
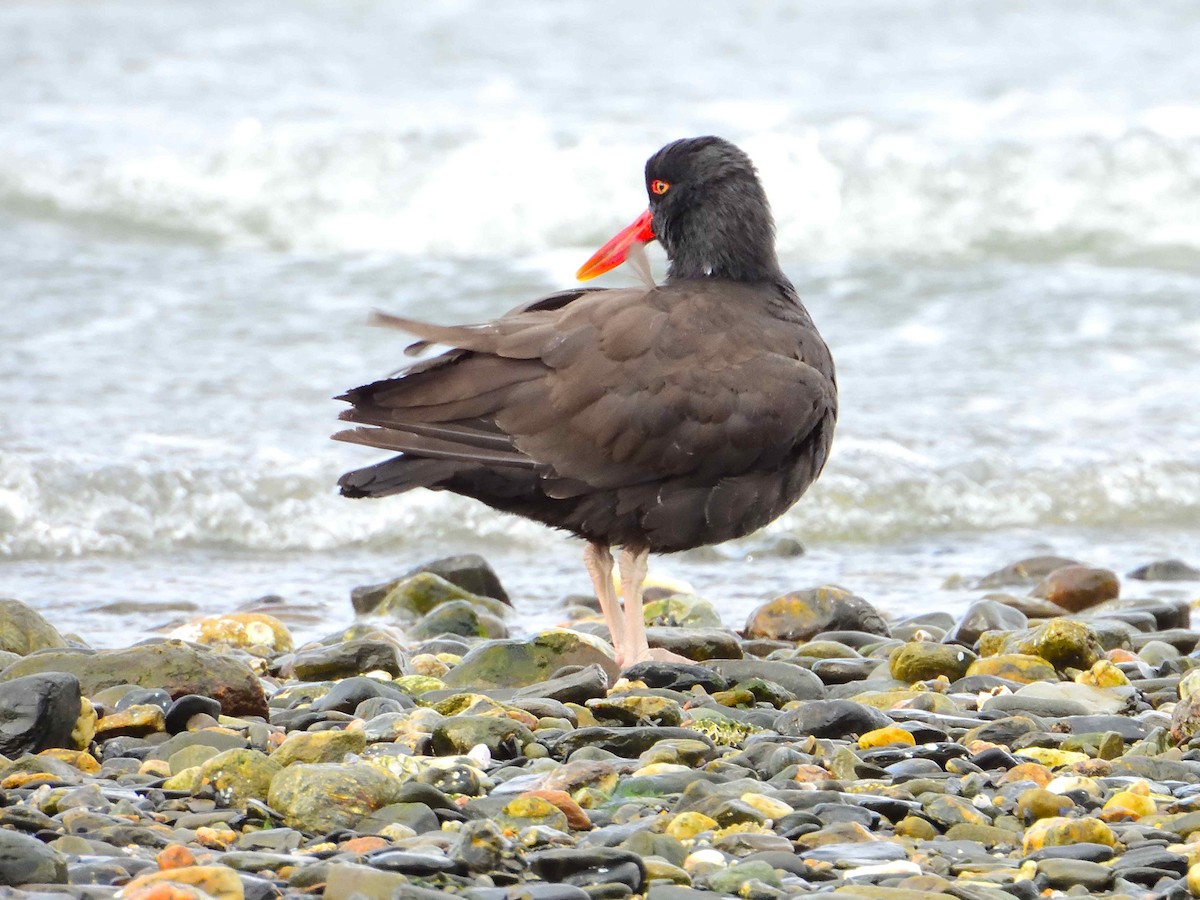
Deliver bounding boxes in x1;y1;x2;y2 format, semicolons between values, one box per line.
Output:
619;645;693;667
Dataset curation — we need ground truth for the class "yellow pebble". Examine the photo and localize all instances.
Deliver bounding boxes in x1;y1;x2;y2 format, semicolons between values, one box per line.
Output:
858;726;916;749
1076;659;1130;688
1016;747;1089;769
739;792;793;819
1102;786;1156;821
666;811;719;841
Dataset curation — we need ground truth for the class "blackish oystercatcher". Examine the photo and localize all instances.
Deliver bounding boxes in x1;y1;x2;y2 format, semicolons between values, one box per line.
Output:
334;136;837;666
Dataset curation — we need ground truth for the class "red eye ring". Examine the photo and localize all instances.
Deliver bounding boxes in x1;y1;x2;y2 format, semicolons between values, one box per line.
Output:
651;179;670;195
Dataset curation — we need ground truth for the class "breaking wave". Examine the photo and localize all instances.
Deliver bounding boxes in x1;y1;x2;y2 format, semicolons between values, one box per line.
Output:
3;441;1198;561
1;116;1198;266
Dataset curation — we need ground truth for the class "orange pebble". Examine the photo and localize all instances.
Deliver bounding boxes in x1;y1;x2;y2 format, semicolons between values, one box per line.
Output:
340;835;390;854
519;789;592;830
999;762;1053;787
157;844;196;870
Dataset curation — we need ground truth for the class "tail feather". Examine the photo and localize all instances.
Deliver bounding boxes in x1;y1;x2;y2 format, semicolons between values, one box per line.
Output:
338;456;455;499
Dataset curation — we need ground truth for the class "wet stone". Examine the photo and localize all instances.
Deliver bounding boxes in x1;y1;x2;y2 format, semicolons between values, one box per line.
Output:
776;699;890;738
0;672;82;757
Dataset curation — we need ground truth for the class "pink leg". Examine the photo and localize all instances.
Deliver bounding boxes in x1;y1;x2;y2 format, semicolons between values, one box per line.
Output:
584;542;626;663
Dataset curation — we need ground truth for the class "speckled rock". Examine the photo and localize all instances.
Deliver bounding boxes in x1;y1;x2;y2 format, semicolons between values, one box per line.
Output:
167;612;293;654
267;761;403;833
889;641;976;683
965;653;1058;684
744;586;889;642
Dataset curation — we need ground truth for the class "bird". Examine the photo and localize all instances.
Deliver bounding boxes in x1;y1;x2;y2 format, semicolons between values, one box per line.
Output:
333;136;837;667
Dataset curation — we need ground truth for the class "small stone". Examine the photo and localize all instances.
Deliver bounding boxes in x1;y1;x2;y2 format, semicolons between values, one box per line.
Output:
370;572;510;623
95;704;166;740
944;599;1028;648
408;600;509;640
776;699;890;739
667;812;719;840
1016;788;1074;822
1035;858;1114;892
0;599;68;655
498;795;569;831
889;641;976;682
643;595;723;628
966;655;1055;686
518;789;591;830
1032;565;1120;613
988;618;1104;671
168;612;293;654
430;715;534;757
164;694;224;734
858;726;916;749
1023;816;1115;853
121;865;245;900
1127;559;1200;581
976;556;1081;588
272;729;366;767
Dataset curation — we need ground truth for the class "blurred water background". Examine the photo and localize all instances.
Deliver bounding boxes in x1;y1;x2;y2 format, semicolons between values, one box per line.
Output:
2;0;1198;645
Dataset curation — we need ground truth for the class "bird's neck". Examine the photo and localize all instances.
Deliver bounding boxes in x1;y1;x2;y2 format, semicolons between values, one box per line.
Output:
662;206;782;283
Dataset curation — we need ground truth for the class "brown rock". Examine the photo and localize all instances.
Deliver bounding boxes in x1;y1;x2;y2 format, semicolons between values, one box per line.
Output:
1032;565;1119;613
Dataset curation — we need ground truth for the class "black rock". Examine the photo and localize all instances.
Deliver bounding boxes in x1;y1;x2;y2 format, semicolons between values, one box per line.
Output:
775;700;889;739
1127;559;1200;582
552;727;715;761
0;672;82;757
513;664;610;705
116;687;172;712
621;661;728;692
286;639;404;680
465;887;589;900
311;676;414;713
364;849;463;876
530;848;646;892
944;599;1028;648
701;659;824;700
810;658;879;685
1028;842;1116;863
164;693;223;734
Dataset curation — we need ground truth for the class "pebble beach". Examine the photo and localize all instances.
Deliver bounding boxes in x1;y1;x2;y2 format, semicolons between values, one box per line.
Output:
5;552;1200;899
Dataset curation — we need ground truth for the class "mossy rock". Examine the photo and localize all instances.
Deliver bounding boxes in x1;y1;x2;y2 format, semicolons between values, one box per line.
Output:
272;729;367;767
198;748;282;807
267;762;403;833
443;631;619;689
986;619;1104;671
371;573;509;624
430;715;535;756
0;599;69;655
407;600;508;641
643;595;723;628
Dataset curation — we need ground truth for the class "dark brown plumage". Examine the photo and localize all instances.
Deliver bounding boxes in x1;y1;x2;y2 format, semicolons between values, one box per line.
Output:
334;136;837;665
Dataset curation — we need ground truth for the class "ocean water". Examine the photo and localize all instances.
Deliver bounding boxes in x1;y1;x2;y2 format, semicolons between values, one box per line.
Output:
2;0;1199;646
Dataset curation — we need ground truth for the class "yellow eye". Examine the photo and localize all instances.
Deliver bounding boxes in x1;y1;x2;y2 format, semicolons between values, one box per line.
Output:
651;179;670;195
